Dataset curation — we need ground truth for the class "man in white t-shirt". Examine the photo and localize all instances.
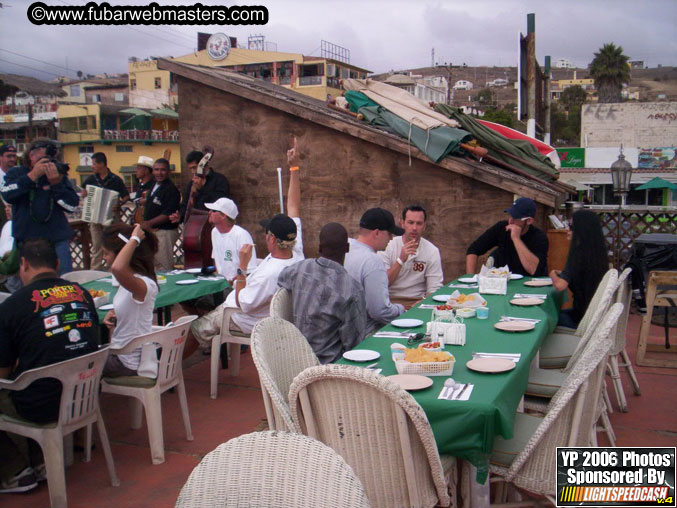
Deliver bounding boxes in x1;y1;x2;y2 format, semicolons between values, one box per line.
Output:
205;197;258;282
380;204;444;307
185;139;304;356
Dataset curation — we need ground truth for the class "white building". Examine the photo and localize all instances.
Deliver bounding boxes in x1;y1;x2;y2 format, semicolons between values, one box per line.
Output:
555;58;576;69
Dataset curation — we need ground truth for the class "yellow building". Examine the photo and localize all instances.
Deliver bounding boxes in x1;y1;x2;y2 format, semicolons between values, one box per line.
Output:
551;77;596;101
128;46;370;108
57;103;180;189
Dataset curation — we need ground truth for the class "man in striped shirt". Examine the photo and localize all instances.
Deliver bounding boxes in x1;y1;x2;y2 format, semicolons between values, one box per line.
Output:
277;223;366;363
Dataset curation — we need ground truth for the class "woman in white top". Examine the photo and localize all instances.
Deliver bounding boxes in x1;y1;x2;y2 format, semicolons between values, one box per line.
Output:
101;223;159;377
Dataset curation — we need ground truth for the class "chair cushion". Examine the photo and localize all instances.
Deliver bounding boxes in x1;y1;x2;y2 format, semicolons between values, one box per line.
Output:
525;365;566;398
229;328;249;338
538;332;580;369
490;413;543;467
0;413;57;429
103;376;157;388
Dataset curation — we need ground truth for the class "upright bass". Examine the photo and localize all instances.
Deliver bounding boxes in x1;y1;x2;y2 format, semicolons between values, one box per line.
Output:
182;146;214;269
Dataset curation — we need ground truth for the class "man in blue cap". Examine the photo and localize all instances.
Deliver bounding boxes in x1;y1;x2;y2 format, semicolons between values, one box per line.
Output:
465;197;548;276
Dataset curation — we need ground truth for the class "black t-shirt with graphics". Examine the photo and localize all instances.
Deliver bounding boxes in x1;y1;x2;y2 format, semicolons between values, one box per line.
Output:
0;273;100;423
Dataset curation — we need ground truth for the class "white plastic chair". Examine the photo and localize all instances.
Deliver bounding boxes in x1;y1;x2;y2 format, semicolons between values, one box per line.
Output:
101;315;197;464
290;365;455;508
250;317;319;432
175;431;371;508
210;307;250;398
62;270;109;284
0;348;119;508
270;287;293;322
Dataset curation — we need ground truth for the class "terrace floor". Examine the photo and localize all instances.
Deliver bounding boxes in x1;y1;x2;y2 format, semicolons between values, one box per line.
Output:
6;311;677;508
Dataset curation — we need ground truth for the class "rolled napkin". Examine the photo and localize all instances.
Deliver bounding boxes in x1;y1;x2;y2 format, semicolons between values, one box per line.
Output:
473;352;521;363
513;293;547;299
448;283;479;289
499;316;541;324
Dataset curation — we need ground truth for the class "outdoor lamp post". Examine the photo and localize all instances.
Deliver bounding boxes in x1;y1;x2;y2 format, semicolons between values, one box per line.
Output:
610;146;633;266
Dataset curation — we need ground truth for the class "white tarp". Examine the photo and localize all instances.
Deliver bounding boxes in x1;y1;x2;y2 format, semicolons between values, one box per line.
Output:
585;147;639;168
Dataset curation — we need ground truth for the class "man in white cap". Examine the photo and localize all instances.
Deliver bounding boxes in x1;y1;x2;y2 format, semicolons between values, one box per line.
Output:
132;155;155;214
205;197;258;283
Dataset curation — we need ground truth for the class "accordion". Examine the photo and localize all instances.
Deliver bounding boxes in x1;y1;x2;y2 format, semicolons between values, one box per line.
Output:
81;185;119;225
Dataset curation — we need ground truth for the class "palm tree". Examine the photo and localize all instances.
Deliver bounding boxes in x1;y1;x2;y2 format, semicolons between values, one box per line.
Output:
589;43;630;103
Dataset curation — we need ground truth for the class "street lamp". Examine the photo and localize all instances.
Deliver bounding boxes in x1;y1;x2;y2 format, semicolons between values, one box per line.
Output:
610;145;633;266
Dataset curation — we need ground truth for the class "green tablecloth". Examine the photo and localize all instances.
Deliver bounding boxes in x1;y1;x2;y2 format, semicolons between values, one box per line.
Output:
337;276;564;482
84;272;230;320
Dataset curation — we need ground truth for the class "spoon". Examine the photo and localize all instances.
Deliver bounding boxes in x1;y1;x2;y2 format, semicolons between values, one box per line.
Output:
443;378;458;399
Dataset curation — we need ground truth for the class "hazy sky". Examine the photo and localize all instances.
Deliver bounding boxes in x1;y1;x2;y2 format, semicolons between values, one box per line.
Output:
1;0;676;81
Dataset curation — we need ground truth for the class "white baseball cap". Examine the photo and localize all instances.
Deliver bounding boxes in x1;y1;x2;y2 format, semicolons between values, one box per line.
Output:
137;155;154;168
205;197;238;220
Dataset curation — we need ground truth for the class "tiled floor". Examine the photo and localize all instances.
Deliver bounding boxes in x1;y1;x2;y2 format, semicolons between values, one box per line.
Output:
5;311;677;507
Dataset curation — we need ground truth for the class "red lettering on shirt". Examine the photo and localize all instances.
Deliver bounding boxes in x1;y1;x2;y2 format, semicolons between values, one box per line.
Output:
32;285;87;312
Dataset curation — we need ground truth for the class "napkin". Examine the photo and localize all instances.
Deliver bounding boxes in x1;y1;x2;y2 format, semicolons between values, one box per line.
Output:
418;304;438;309
448;283;479;289
473;352;521;363
513;293;547;299
499;316;541;324
438;384;474;401
372;333;410;339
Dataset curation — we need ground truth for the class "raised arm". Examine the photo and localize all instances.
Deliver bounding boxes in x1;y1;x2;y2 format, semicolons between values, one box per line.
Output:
286;137;301;218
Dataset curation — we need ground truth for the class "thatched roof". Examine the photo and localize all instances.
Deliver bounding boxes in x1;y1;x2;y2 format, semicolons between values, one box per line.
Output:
0;73;66;97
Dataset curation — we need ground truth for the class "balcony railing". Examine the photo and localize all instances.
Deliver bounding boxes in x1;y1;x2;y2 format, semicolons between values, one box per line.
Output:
0;103;58;115
299;76;323;86
102;129;179;141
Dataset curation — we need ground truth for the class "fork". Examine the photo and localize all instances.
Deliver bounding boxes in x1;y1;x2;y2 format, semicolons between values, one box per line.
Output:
447;383;467;400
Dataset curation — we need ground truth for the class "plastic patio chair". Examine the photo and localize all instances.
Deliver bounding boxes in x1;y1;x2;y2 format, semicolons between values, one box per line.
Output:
175;430;371;508
100;315;197;465
61;270;109;284
489;307;619;507
250;317;319;432
270;287;293;322
290;365;455;508
208;307;251;398
0;348;119;508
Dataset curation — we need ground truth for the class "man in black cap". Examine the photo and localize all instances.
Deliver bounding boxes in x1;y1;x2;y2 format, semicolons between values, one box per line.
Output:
344;207;406;335
465;197;548;276
186;141;303;353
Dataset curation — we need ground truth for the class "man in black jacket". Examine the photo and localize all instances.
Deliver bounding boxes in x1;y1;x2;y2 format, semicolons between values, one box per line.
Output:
141;158;181;271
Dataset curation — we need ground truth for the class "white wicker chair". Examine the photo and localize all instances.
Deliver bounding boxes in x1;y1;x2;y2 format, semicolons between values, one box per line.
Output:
175;430;371;508
289;364;455;508
606;267;641;412
101;315;197;464
61;270;109;284
0;348;119;508
538;268;618;369
490;304;620;506
250;317;319;432
270;287;293;322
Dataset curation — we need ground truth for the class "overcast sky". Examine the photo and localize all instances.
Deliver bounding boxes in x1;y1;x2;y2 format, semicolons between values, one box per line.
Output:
1;0;676;81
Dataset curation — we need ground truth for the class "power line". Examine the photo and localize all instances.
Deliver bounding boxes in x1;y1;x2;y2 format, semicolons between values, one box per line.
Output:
0;58;61;78
0;49;76;74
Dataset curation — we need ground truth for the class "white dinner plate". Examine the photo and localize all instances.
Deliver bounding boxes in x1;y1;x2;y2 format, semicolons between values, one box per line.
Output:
510;297;545;306
343;349;380;362
432;294;453;302
494;321;535;332
510;273;524;280
391;318;424;328
466;357;516;373
524;279;553;287
457;276;477;284
176;279;200;285
99;303;114;311
387;374;433;391
185;268;202;274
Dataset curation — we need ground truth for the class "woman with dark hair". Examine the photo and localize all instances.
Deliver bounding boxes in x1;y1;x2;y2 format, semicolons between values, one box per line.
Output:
550;210;609;328
101;223;159;377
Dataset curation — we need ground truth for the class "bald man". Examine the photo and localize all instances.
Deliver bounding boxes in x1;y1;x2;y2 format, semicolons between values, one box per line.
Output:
277;222;367;363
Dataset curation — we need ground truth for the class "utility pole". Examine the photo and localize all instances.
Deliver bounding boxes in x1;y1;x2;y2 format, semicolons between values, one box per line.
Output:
437;62;467;105
544;55;552;145
526;13;536;138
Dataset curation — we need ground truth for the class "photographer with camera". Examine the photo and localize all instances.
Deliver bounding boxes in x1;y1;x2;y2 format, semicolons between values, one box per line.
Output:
0;139;79;274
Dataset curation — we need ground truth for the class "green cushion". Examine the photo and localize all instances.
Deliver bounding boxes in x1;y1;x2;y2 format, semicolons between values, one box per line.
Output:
525;365;566;398
0;413;57;429
103;376;157;388
538;332;580;369
229;329;249;338
491;413;543;467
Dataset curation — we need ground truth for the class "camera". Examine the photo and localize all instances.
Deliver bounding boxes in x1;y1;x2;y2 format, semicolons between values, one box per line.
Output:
37;141;69;175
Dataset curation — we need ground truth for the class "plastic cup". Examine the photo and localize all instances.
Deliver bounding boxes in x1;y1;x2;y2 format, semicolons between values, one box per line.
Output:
476;306;489;319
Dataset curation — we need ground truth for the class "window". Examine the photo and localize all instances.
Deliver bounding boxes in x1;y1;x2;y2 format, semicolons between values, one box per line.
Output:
154;77;162;89
78;145;94;153
92;94;101;103
299;64;323;86
116;145;133;152
70;85;80;97
130;79;136;91
114;93;124;102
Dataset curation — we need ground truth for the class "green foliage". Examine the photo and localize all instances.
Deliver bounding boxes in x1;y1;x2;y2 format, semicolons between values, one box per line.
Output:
589;43;630;103
474;88;493;104
550;101;580;146
482;108;514;128
559;85;587;112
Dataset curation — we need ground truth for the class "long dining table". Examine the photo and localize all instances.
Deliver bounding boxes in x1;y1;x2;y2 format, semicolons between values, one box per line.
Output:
338;275;564;485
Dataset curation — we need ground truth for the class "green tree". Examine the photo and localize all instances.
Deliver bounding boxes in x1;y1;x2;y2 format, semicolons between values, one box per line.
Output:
559;85;587;112
474;88;493;105
589;43;630;103
482;108;514;128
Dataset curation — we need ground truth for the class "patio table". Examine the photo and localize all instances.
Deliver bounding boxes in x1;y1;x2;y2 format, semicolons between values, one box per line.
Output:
338;275;564;484
84;272;230;322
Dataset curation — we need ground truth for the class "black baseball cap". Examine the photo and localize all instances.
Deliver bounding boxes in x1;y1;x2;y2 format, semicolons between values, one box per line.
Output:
505;197;536;219
0;145;17;156
359;208;405;236
260;213;297;242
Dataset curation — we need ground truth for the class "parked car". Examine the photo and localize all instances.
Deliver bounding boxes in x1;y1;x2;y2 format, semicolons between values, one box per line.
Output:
453;80;473;90
487;78;509;87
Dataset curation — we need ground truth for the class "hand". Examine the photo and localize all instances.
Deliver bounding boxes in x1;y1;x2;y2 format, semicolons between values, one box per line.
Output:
80;188;88;198
28;158;48;181
169;211;180;223
191;175;205;191
399;239;418;262
44;162;62;186
286;136;299;167
4;204;11;220
239;244;253;269
132;223;146;241
103;310;117;329
505;223;522;242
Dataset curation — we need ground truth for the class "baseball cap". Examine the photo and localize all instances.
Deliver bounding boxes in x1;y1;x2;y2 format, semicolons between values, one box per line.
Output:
205;197;238;220
0;145;17;156
505;197;536;219
359;208;405;236
137;155;154;169
260;213;297;242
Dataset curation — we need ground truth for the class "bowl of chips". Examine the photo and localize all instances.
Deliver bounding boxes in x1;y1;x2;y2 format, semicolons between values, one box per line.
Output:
395;348;455;376
446;290;486;309
88;289;109;307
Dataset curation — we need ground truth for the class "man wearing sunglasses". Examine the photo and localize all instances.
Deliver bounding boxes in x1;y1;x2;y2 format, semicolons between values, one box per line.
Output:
465;197;548;276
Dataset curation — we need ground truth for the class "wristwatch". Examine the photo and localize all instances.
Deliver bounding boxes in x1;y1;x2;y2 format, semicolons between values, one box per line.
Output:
236;268;246;277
